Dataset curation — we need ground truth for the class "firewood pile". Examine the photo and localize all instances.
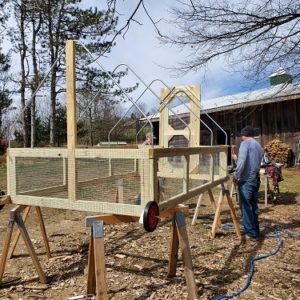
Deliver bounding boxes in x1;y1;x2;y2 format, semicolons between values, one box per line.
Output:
264;139;292;165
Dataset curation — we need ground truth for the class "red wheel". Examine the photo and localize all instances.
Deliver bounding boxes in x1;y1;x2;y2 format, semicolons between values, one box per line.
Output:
143;201;159;232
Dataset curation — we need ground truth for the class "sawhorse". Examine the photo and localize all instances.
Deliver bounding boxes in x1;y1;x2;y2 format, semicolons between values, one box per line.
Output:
210;183;241;239
192;183;241;239
0;205;51;285
84;206;198;300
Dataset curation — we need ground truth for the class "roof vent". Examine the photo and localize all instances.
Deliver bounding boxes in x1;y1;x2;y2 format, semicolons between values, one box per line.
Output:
269;68;293;86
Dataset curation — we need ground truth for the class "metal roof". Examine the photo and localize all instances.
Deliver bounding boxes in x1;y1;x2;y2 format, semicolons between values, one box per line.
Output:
142;83;300;121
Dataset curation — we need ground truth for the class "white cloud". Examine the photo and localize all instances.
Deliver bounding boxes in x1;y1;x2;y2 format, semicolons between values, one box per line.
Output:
98;1;256;112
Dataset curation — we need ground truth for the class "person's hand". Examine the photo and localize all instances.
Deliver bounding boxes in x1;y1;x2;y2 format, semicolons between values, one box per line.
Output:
232;154;238;161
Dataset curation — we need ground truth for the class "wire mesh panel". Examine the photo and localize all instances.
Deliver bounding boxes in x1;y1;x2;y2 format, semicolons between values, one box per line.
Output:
151;146;228;212
76;157;141;205
15;157;68;198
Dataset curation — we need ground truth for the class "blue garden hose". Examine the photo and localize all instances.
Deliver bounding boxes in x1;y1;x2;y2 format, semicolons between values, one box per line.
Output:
214;225;300;300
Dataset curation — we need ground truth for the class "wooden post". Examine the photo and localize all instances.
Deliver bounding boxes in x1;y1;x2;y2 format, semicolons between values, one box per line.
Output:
63;158;67;186
183;155;190;193
152;158;159;202
93;221;107;300
168;219;179;277
115;179;124;203
264;175;268;207
86;217;108;300
66;40;77;201
87;234;96;295
175;212;198;300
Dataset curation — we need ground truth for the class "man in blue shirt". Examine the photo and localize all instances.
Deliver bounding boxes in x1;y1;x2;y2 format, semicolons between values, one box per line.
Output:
233;126;263;239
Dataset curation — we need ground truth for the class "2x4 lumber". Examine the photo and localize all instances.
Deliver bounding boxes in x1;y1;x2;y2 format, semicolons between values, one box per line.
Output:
160;205;189;219
191;193;203;226
208;189;222;226
158;176;229;212
87;230;96;295
264;175;269;207
151;159;159;202
210;190;224;238
8;206;31;259
13;195;143;216
92;221;108;300
66;40;77;201
183;155;190;193
8;148;68;158
75;148;149;159
7;155;16;196
175;212;198;300
35;207;51;258
0;215;15;284
168;219;179;277
149;146;228;159
14;213;47;283
157;171;214;181
224;187;241;239
86;215;139;226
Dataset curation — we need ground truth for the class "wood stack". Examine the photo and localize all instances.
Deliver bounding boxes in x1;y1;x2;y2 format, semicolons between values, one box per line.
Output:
264;139;292;165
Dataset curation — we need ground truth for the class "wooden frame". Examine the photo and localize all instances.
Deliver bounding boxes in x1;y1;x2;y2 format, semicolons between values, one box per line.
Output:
6;40;229;218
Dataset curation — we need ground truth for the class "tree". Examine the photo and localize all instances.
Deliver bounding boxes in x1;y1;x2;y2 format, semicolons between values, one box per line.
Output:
7;0;138;146
38;0;123;145
0;53;13;138
163;0;300;80
8;0;31;147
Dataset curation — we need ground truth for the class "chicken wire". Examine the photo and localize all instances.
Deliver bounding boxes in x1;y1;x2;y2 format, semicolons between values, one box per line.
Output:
76;157;142;205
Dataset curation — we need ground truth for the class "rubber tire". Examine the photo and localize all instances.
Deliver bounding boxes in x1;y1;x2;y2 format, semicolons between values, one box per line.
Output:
143;201;159;232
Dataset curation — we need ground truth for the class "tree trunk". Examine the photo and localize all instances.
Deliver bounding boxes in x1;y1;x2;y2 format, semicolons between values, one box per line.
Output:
30;16;41;148
20;1;29;147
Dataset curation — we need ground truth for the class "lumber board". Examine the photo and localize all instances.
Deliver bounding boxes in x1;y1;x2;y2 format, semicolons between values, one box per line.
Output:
158;175;229;212
12;195;143;216
66;40;77;201
76;148;149;159
149;146;227;158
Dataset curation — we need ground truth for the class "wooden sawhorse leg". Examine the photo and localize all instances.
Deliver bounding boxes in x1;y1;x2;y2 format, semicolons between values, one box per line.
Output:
0;205;47;285
192;189;222;226
210;183;241;239
7;206;51;259
191;193;203;225
168;211;198;300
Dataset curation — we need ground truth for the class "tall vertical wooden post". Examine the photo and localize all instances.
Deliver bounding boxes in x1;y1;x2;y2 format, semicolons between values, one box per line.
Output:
66;40;77;201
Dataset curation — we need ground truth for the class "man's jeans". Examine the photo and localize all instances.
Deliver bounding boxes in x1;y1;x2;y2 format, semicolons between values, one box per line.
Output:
238;176;260;238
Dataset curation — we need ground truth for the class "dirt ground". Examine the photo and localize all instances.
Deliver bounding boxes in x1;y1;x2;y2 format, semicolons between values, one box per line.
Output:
0;168;299;300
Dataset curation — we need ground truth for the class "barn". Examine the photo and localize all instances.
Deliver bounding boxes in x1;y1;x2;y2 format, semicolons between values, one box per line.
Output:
145;69;300;165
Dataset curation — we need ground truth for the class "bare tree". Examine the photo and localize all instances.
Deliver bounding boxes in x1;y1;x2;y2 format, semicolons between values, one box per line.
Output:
162;0;300;80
